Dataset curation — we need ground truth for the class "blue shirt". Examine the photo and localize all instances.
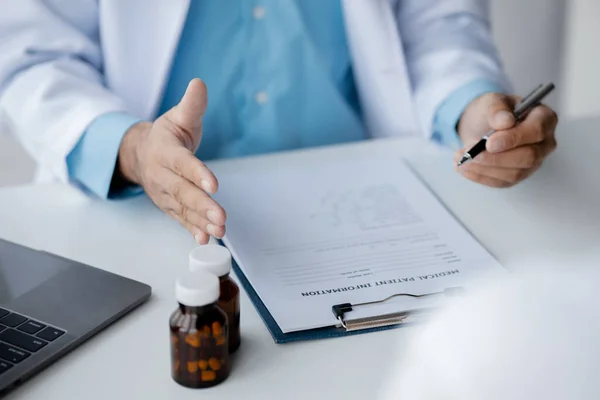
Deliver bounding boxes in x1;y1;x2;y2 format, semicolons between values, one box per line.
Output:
67;1;503;199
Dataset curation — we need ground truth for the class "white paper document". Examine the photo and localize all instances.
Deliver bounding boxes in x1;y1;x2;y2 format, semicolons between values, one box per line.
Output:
214;154;505;333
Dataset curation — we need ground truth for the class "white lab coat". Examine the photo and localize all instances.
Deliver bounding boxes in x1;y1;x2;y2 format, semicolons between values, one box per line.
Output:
0;0;510;184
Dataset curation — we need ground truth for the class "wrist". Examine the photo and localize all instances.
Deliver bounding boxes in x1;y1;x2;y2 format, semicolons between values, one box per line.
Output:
118;121;152;185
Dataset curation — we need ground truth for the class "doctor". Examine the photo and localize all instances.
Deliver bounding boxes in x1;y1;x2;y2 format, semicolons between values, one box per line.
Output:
0;0;558;244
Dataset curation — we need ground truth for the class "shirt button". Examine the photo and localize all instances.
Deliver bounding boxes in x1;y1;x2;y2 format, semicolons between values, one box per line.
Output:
255;91;269;104
253;6;266;20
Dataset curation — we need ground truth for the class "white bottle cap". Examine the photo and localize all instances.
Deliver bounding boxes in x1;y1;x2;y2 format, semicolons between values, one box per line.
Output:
175;271;220;307
189;244;232;277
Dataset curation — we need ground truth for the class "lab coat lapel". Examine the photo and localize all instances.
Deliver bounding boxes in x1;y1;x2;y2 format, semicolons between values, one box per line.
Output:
100;0;190;119
342;0;419;138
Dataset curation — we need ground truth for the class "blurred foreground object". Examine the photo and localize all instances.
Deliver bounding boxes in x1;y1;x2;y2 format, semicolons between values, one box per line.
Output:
380;268;600;400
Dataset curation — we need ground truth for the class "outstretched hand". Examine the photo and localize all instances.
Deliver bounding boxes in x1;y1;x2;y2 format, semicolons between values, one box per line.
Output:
118;79;225;244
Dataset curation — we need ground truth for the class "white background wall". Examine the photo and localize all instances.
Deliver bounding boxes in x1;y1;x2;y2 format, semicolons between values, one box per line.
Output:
491;0;600;119
490;0;567;112
1;0;599;186
562;0;600;119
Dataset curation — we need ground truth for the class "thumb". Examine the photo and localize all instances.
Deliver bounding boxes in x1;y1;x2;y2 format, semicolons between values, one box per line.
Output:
168;78;208;134
487;94;516;131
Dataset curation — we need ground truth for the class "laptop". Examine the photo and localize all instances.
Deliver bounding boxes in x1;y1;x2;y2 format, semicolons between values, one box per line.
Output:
0;238;151;395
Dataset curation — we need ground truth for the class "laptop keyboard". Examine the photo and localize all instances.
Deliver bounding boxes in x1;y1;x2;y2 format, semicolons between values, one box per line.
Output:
0;308;65;374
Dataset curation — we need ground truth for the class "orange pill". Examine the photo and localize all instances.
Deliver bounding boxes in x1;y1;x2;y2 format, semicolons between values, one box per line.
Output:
201;370;216;381
215;336;226;346
203;326;211;337
187;361;198;373
208;357;221;371
212;322;222;337
185;334;200;348
198;360;208;371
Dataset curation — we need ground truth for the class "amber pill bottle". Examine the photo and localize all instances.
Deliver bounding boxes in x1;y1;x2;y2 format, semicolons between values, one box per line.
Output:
170;271;230;388
189;245;241;353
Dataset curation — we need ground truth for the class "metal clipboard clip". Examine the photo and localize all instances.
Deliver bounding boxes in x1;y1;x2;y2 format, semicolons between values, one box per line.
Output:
331;287;465;332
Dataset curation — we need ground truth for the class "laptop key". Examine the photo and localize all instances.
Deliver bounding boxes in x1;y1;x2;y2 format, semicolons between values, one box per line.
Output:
0;329;48;352
0;308;8;319
0;342;30;363
37;327;65;342
18;320;46;335
0;360;12;374
0;313;27;328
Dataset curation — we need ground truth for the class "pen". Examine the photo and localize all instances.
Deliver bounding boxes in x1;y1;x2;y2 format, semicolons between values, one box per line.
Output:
457;83;556;167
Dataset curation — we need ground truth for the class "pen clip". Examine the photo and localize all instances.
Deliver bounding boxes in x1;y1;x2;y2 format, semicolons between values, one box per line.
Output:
514;83;555;120
518;84;544;105
515;101;542;122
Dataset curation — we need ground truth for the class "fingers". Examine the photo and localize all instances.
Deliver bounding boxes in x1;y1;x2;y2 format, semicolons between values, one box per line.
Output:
454;143;553;169
136;80;224;244
486;105;558;153
152;167;227;241
455;93;558;188
456;162;539;187
170;78;208;132
458;93;519;147
161;147;219;194
161;79;208;151
167;176;226;228
453;142;547;187
486;94;517;131
166;208;210;245
162;193;226;240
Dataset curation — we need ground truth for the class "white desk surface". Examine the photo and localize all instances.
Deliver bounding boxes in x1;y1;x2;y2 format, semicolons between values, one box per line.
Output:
1;117;599;399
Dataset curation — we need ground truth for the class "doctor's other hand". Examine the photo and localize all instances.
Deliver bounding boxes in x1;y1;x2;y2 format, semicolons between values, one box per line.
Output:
117;78;226;244
454;93;558;188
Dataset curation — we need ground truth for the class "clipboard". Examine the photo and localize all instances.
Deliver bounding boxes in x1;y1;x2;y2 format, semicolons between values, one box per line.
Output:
231;256;464;344
210;153;499;344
